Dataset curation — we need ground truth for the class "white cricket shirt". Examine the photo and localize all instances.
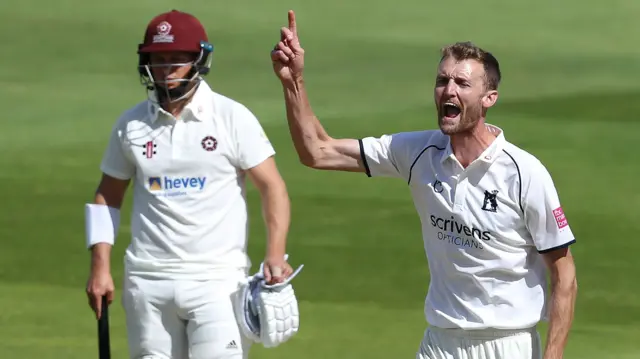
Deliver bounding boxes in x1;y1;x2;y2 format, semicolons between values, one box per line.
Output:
100;81;275;280
359;124;575;330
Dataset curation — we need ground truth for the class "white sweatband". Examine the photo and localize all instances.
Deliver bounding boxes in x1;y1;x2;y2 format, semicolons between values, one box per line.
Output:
85;203;120;249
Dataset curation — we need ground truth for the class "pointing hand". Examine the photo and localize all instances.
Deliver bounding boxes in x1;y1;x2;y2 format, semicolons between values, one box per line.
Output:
271;10;305;84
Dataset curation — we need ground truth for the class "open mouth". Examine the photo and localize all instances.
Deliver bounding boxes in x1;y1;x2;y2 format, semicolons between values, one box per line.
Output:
442;102;461;119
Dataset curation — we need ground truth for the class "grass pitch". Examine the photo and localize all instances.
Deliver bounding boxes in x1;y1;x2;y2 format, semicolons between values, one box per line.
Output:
1;0;639;358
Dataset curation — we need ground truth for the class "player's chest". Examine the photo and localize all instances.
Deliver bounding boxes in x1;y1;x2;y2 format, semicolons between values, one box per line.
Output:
409;165;525;245
126;120;235;176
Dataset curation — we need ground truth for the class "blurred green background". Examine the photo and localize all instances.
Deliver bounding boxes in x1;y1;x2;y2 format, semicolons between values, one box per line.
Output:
1;0;638;358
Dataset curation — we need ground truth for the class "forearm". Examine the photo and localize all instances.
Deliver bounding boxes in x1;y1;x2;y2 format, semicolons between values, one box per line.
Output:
87;188;122;273
261;181;291;259
90;243;112;273
544;272;578;358
282;78;329;164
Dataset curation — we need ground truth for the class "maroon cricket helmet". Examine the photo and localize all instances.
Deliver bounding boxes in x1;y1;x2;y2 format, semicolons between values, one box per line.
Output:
138;9;209;54
136;10;214;105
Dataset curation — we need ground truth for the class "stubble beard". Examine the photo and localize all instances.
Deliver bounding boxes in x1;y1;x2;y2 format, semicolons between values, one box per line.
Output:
438;99;483;135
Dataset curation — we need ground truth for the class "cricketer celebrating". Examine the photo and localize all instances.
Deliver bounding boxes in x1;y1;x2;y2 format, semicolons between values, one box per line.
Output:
271;10;578;359
85;10;300;359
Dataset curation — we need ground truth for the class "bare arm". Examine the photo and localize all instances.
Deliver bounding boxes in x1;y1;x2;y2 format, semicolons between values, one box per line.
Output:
246;157;293;282
247;157;290;258
272;11;368;172
90;174;130;273
85;173;130;318
282;79;365;171
542;247;578;359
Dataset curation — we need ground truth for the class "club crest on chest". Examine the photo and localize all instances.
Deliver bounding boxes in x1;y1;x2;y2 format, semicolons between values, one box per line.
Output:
482;190;499;212
201;135;217;152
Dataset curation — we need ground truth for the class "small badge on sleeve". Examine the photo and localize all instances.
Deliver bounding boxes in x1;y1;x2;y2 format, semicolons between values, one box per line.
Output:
553;207;568;229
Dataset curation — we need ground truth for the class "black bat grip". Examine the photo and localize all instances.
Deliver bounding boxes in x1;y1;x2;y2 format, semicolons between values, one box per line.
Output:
98;295;111;359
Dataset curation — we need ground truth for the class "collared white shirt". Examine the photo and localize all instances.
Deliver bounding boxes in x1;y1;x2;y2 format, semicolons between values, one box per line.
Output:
100;81;275;280
359;124;575;330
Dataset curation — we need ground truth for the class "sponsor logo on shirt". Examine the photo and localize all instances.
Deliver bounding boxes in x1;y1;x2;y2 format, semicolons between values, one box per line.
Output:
147;176;207;197
430;215;492;249
553;206;568;229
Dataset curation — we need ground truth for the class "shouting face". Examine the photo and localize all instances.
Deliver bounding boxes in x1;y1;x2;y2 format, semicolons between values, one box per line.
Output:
434;57;498;135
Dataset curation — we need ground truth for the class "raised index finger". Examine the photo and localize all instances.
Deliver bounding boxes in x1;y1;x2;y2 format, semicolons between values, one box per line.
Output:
288;10;297;35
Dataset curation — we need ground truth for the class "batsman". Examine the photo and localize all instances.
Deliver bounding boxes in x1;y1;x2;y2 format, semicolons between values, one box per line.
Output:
84;9;303;359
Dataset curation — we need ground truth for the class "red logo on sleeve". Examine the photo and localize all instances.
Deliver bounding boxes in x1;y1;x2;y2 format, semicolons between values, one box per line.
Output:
553;207;568;229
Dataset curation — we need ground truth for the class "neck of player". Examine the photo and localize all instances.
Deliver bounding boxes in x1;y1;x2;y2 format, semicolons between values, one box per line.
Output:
450;121;497;168
162;98;189;118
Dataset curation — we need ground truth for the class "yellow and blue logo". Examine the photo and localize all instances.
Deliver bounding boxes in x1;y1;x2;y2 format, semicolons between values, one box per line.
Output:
147;176;207;193
148;177;162;191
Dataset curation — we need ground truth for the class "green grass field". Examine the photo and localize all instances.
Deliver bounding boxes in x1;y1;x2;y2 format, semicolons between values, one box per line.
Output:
1;0;639;358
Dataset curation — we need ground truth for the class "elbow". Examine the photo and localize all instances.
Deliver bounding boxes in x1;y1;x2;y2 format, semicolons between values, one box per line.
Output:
556;273;578;297
257;179;290;207
299;155;319;169
566;265;578;293
570;277;578;294
299;154;331;170
563;278;578;304
297;138;333;169
295;142;322;168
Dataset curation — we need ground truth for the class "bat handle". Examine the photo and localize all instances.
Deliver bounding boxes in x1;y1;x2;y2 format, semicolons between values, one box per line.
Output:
98;295;111;359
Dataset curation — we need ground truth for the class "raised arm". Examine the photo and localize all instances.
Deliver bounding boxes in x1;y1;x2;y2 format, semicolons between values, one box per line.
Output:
281;79;364;171
272;10;365;172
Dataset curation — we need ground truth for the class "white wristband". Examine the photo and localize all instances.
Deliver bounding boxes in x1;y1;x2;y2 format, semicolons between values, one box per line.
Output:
85;203;121;249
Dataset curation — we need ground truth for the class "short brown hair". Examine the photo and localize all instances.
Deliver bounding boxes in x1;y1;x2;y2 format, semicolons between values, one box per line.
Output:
440;42;501;91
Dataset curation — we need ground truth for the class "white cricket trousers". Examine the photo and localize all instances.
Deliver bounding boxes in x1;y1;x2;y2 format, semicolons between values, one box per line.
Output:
416;326;542;359
122;271;251;359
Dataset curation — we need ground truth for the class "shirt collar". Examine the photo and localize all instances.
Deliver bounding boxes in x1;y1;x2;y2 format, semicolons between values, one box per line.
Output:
147;80;212;123
440;124;506;165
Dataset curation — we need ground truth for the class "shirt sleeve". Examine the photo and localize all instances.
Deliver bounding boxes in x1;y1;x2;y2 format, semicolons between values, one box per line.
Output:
99;120;136;180
360;131;424;180
232;104;276;170
359;135;401;178
523;163;575;253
